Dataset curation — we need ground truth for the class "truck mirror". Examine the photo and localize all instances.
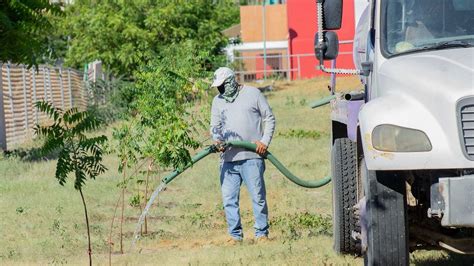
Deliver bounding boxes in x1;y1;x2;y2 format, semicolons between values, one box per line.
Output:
314;31;339;60
322;0;343;30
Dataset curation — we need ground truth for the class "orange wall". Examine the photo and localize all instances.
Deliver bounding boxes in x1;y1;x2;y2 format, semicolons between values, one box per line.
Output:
240;4;288;42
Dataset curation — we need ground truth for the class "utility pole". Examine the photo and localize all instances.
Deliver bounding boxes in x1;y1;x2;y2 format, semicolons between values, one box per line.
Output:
262;0;267;80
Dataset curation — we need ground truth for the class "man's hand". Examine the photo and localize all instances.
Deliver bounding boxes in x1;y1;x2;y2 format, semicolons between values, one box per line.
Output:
254;141;267;156
215;141;225;152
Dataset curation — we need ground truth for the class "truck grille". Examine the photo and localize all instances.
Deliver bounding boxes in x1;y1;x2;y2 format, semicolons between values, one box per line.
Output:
460;102;474;160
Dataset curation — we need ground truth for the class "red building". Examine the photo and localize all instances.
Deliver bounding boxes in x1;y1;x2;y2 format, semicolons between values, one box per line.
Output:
230;0;367;80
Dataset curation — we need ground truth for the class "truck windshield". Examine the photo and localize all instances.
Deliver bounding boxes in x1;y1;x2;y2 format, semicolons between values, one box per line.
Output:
382;0;474;56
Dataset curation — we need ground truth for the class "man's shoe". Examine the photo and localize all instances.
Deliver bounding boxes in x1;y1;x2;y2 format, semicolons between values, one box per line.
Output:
255;235;270;243
225;237;242;246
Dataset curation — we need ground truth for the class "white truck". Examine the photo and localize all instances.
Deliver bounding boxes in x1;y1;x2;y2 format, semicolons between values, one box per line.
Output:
314;0;474;265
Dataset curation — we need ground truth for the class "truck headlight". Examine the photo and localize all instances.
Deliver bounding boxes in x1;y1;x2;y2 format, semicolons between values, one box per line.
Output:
372;124;432;152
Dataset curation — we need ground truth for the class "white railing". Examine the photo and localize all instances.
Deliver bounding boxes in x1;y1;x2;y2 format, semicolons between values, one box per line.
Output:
230;40;354;82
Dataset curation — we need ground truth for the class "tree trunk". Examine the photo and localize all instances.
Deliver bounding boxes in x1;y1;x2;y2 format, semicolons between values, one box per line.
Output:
108;192;122;266
143;160;153;234
79;188;92;266
120;159;126;254
134;164;142;235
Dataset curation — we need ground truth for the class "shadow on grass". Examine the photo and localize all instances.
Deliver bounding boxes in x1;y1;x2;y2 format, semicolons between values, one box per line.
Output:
3;147;59;162
412;252;474;266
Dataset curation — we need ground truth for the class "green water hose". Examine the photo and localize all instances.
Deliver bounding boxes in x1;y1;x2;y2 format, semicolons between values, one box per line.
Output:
162;141;331;188
309;94;336;109
161;145;219;185
132;140;331;249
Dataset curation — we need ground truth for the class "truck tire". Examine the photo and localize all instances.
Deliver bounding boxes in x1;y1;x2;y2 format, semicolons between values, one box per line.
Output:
331;138;359;254
364;169;408;266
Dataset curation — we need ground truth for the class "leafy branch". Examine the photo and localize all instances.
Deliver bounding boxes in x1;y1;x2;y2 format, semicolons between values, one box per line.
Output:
0;0;63;66
34;100;107;266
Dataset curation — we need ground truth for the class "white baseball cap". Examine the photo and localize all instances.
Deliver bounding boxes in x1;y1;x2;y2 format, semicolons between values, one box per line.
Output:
211;67;234;87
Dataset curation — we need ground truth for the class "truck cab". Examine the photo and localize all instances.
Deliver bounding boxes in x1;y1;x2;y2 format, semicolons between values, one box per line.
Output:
315;0;474;265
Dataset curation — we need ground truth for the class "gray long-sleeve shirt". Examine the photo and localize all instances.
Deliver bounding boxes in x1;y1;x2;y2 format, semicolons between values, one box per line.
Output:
210;85;276;162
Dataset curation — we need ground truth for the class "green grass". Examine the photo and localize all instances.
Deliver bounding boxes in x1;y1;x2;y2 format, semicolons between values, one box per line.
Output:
0;77;465;265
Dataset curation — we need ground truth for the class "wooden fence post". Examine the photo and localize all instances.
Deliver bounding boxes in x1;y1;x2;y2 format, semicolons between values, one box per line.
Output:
47;67;53;102
6;63;17;140
0;64;7;150
59;67;65;109
32;67;38;123
68;68;73;107
43;66;48;101
22;65;29;132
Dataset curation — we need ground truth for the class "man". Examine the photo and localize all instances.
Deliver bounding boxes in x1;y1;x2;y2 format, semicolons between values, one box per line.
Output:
210;67;275;243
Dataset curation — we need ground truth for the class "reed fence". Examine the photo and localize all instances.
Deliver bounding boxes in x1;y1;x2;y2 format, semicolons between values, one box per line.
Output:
0;63;87;150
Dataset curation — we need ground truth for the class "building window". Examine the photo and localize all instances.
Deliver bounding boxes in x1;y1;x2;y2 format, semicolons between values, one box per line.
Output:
265;53;282;71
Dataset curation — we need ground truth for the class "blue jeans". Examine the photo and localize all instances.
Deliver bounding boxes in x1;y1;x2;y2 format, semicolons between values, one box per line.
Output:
220;158;269;240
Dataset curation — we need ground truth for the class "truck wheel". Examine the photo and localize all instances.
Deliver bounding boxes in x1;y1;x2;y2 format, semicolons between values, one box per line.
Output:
331;138;359;254
364;168;408;266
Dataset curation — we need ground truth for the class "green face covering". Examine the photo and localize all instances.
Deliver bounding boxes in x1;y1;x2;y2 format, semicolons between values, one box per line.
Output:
220;76;240;103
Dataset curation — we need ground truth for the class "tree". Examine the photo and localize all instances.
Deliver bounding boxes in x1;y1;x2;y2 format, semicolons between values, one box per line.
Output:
0;0;62;66
34;101;107;266
117;42;212;248
56;0;240;77
111;121;142;254
133;41;211;172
